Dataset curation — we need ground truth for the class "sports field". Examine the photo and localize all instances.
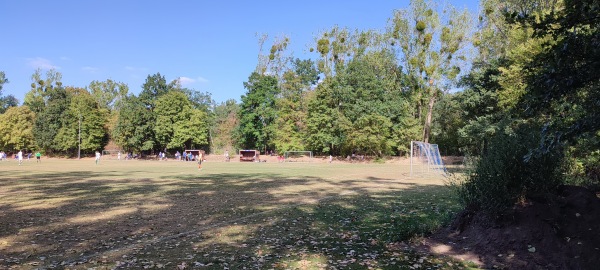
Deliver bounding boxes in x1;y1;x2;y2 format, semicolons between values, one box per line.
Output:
0;158;465;269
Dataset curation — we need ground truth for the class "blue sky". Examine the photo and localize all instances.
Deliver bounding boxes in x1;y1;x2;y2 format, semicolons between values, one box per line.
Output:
1;0;479;104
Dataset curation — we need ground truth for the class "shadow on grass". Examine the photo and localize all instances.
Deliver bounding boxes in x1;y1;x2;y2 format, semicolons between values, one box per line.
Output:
0;170;466;269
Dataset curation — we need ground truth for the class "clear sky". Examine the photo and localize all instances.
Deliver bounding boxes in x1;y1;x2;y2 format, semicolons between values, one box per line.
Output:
1;0;479;104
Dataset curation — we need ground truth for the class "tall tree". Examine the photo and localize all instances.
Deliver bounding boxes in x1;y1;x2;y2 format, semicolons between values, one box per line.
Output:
305;77;352;155
255;34;292;80
87;79;129;144
388;0;472;143
314;26;357;78
153;90;209;151
32;85;69;154
212;99;240;153
520;0;599;151
455;0;562;156
134;73;177;152
237;72;279;152
154;91;191;150
273;59;319;153
53;87;108;155
112;96;155;153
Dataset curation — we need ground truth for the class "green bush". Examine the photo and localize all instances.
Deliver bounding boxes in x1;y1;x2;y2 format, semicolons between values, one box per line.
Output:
455;122;564;215
564;149;600;191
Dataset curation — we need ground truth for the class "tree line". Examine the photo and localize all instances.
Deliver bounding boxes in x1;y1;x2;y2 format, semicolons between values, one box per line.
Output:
0;0;472;158
1;0;597;197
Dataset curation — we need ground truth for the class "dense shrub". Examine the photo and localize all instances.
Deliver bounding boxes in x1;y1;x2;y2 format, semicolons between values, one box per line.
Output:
455;122;564;215
564;148;600;191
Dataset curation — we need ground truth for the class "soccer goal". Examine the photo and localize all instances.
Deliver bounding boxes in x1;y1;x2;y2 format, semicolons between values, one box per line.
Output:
410;141;447;177
284;151;313;162
101;150;123;160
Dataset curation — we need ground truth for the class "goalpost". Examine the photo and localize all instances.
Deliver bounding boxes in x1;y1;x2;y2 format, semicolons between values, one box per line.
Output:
284;151;313;162
410;141;447;177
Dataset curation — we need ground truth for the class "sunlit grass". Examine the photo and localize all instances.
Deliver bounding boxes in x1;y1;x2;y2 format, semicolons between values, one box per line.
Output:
0;158;469;269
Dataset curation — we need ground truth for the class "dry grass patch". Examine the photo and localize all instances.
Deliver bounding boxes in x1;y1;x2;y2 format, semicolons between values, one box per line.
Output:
0;159;469;269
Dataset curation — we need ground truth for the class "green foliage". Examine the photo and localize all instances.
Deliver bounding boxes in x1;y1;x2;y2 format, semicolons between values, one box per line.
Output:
237;72;279;151
305;49;415;156
563;136;600;190
456;122;565;214
28;86;108;156
170;108;209;150
211;99;239;153
415;20;426;32
0;106;35;151
54;87;108;155
348;114;394;157
180;88;213;112
24;69;63;113
112;96;155;152
87;79;129;111
317;38;330;55
455;59;506;155
154;90;210;150
0;71;19;114
305;79;350;154
138;73;173;109
32;86;70;154
519;0;600;151
154;91;193;149
0;95;18;114
270;59;319;154
388;0;473;143
430;93;463;155
0;71;7;92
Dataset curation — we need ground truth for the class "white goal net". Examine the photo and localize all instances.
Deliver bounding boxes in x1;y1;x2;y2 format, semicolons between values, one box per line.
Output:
410;141;447;177
284;151;313;162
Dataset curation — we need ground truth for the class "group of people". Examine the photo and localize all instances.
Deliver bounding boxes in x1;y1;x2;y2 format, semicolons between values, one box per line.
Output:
0;150;42;165
174;151;202;162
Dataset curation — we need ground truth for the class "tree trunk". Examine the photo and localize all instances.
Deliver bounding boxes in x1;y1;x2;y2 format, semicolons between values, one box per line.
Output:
422;93;437;143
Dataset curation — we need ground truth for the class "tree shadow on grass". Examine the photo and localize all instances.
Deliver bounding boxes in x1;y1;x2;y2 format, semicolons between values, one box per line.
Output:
0;170;466;269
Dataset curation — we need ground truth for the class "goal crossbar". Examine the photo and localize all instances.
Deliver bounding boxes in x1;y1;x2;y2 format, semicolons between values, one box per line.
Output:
102;150;123;159
283;151;313;162
410;141;447;177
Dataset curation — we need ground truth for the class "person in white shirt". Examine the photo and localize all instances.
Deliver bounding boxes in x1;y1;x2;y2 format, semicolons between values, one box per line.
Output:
17;150;23;165
95;151;101;165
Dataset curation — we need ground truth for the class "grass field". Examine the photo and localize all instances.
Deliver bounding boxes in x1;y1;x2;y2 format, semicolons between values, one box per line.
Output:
0;158;468;269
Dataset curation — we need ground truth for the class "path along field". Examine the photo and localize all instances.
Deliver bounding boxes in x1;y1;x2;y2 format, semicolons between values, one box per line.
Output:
0;158;468;269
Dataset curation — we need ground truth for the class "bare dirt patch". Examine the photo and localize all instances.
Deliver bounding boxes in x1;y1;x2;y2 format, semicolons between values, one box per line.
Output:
418;185;600;269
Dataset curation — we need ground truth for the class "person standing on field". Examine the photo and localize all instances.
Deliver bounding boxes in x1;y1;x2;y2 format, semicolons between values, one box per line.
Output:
35;151;41;163
198;151;203;170
95;151;101;165
17;150;23;165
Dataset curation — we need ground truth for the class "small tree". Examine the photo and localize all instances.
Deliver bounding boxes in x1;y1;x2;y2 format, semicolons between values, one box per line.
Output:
0;106;35;151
